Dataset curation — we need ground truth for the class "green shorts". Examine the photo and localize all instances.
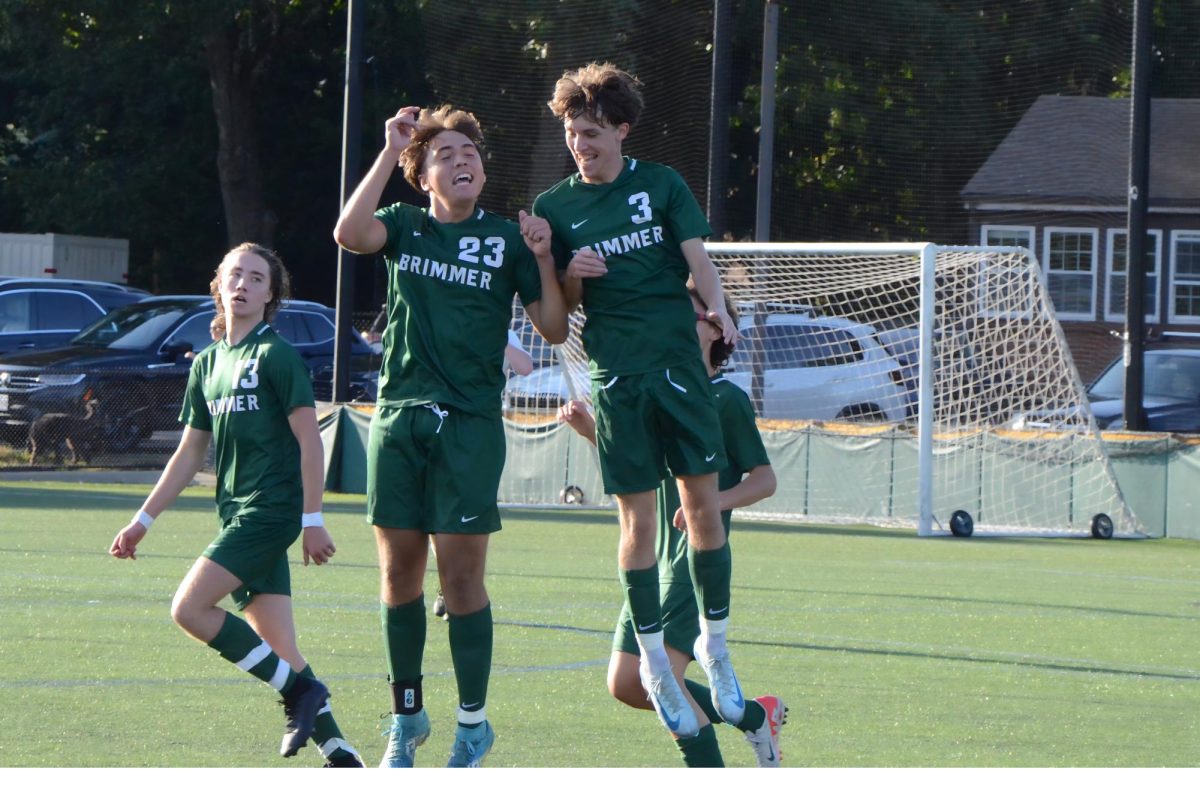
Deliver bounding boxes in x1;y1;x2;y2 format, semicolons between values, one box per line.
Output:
367;403;504;534
592;359;726;495
202;514;300;611
612;575;701;657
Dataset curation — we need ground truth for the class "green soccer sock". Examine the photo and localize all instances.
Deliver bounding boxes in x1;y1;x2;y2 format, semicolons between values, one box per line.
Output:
620;565;664;636
448;601;493;724
382;596;427;714
688;542;732;639
686;678;766;732
298;665;357;761
735;697;766;732
207;610;297;694
675;723;724;767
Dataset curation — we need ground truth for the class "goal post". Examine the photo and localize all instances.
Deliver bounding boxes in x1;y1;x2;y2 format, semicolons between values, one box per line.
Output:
501;242;1145;538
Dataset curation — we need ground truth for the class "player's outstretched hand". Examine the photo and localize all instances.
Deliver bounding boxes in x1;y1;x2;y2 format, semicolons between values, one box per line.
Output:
302;524;337;566
557;399;596;442
566;247;607;280
385;106;421;153
518;210;552;257
672;506;688;531
110;523;147;560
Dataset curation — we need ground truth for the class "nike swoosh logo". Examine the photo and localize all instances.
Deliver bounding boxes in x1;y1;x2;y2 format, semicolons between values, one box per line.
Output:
636;622;657;632
461;515;478;523
570;219;589;229
705;453;717;462
662;709;681;733
413;230;422;236
461;702;481;710
706;607;726;617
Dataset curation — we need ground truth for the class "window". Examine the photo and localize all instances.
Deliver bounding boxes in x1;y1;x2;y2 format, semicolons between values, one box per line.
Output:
1169;231;1200;322
167;312;218;355
34;292;102;331
1105;229;1161;322
981;225;1034;250
1043;228;1097;319
0;292;33;333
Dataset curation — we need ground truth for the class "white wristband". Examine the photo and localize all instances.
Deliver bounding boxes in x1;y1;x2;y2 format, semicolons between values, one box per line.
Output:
302;512;324;528
134;510;155;529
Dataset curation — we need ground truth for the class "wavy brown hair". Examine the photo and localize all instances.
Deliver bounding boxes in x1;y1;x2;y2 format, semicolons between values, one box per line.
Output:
547;62;644;128
208;242;291;341
399;105;485;192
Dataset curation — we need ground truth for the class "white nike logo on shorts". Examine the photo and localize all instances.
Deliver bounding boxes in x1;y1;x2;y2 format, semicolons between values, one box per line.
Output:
705;453;717;462
461;515;478;523
571;219;589;229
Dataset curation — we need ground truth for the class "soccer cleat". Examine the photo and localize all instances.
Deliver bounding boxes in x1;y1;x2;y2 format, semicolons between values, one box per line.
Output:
379;709;431;768
433;590;448;621
446;720;495;768
279;676;330;757
693;639;746;724
743;695;787;768
639;663;700;738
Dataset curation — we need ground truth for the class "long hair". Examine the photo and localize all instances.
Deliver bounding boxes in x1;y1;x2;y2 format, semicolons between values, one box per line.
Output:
208;242;291;341
399;105;485;192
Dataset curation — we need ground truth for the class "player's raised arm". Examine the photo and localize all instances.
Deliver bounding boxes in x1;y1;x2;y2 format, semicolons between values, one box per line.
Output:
333;106;420;255
519;210;570;344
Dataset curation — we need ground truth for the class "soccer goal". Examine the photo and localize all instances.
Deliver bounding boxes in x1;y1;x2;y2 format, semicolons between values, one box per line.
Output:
501;243;1145;539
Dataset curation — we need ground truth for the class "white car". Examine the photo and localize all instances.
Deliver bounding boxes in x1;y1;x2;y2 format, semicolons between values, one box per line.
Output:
722;313;908;421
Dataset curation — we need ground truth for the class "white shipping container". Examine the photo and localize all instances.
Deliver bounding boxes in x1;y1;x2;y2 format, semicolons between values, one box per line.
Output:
0;233;129;283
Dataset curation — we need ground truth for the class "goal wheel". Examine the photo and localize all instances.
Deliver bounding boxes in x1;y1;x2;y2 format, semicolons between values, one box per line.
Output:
560;485;585;505
949;510;974;537
1090;513;1114;539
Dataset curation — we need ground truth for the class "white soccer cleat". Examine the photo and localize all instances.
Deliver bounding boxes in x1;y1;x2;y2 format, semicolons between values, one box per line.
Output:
693;639;746;725
743;694;787;767
639;662;700;738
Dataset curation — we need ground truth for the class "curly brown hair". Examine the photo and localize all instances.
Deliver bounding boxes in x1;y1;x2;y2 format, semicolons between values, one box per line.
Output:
398;105;485;192
209;242;291;341
547;62;644;128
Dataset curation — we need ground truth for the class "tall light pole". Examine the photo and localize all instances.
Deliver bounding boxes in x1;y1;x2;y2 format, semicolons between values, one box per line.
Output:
333;0;364;403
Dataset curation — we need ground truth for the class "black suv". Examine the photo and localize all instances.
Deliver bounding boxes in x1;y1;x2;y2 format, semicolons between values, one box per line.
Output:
0;277;150;355
0;296;378;454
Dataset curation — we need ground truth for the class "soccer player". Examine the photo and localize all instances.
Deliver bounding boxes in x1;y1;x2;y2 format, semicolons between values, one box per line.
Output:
532;62;743;739
558;290;785;767
333;105;567;767
109;243;362;767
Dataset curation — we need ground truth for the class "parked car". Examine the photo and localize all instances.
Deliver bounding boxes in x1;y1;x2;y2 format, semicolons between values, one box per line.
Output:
1085;348;1200;431
722;314;908;421
502;313;909;422
502;321;589;409
0;296;378;453
0;277;150;355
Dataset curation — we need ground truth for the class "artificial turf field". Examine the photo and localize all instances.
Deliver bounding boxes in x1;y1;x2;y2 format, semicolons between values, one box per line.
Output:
1;479;1197;769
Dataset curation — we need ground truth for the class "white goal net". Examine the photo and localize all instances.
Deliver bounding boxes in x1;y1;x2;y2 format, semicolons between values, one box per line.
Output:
501;243;1144;538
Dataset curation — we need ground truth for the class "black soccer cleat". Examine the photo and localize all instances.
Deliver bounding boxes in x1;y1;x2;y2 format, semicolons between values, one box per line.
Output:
279;677;330;757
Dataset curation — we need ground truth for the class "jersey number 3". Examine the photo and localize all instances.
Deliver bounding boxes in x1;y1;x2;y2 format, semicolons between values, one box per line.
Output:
628;192;652;225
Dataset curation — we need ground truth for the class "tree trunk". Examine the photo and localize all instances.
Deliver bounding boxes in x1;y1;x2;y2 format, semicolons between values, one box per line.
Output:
202;25;273;248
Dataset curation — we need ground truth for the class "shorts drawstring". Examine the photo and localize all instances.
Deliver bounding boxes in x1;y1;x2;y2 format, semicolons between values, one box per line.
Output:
426;402;449;434
665;369;688;393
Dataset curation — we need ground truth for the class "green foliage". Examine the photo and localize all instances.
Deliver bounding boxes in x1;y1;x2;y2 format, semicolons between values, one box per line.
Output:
1;479;1198;767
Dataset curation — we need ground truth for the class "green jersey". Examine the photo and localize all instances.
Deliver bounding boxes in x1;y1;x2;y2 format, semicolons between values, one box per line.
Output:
180;321;315;525
533;158;712;379
373;203;543;417
656;375;770;584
